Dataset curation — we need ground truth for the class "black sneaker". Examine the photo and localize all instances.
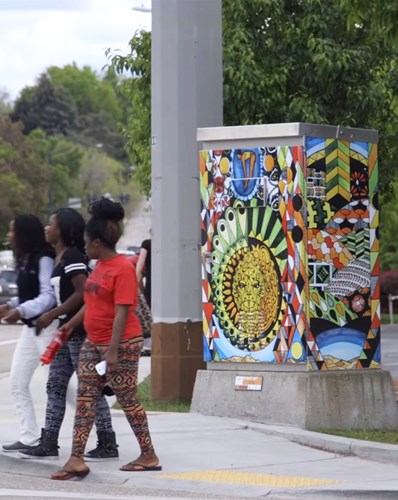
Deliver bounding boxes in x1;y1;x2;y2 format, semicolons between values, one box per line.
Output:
18;444;59;460
2;441;34;453
18;428;59;460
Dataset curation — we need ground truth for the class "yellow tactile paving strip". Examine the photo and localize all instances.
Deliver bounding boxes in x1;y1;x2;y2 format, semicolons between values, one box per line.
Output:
160;470;341;488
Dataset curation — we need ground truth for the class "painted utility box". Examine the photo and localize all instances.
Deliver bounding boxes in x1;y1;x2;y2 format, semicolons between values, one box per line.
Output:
199;123;379;371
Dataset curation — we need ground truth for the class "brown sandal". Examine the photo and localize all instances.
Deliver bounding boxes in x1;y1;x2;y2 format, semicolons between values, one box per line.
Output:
51;468;90;481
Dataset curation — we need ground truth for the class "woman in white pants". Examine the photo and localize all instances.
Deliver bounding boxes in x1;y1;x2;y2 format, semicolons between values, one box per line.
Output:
0;215;57;452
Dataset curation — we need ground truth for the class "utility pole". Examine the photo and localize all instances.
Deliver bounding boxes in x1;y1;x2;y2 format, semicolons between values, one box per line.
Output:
151;0;223;401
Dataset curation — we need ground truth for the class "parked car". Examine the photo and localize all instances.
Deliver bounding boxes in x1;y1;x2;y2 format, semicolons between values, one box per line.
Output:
117;245;140;257
0;250;14;268
0;268;18;305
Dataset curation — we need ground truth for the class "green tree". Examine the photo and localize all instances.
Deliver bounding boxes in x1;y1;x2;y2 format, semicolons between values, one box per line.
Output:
110;1;398;196
0;117;49;232
222;0;398;191
46;64;127;161
28;129;84;215
47;64;122;122
12;75;79;136
76;147;127;207
380;190;398;270
341;0;398;41
107;30;151;197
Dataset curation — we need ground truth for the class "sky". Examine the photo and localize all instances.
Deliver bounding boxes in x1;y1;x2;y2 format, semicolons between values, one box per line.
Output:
0;0;151;101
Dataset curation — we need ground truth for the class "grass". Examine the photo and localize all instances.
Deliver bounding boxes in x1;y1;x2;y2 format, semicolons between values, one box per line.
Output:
319;429;398;445
381;313;398;325
114;375;191;413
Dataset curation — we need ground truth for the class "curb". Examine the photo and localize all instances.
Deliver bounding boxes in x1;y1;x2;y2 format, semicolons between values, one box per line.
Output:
0;453;126;484
276;490;398;498
244;421;398;464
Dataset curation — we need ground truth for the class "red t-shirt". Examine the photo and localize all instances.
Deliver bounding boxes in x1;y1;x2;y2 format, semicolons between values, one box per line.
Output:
83;254;142;344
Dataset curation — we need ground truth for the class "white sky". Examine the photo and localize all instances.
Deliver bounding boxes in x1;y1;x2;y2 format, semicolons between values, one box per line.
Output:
0;0;151;101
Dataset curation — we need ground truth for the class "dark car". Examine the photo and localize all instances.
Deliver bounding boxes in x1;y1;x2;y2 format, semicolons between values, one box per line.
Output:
0;268;18;305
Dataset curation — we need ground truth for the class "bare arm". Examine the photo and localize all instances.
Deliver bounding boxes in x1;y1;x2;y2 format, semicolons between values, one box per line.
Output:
105;304;130;372
136;248;147;288
37;274;87;328
58;305;86;338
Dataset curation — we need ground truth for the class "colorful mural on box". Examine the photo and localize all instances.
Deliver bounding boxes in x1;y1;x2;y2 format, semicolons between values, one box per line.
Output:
305;137;380;370
200;137;380;370
200;146;308;363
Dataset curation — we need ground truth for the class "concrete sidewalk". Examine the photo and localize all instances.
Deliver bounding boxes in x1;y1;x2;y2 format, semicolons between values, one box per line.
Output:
1;360;398;498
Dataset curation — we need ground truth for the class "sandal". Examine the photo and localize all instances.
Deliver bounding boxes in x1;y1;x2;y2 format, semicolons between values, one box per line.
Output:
120;461;162;472
51;468;90;481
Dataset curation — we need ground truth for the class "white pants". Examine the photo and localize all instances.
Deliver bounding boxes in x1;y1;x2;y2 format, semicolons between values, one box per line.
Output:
9;322;57;445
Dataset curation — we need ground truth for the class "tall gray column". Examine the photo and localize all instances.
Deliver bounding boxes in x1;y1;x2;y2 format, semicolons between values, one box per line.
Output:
151;0;222;400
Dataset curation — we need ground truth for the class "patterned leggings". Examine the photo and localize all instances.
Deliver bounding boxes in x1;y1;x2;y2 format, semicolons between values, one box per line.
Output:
45;337;113;437
72;337;154;458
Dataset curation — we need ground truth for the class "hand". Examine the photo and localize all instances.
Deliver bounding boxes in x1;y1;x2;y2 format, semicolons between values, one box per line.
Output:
104;347;118;373
3;308;21;324
0;304;10;320
58;322;74;339
37;311;55;329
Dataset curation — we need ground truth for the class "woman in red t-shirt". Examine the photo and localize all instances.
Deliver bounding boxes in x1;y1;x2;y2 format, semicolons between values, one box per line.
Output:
51;198;161;481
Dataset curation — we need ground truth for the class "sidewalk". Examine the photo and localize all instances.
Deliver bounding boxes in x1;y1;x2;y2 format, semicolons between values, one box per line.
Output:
117;197;151;251
1;360;398;498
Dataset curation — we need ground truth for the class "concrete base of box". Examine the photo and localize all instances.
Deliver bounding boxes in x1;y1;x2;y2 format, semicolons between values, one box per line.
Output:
190;366;398;430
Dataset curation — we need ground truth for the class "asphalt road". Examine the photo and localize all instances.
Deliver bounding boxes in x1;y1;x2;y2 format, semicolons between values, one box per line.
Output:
379;324;398;380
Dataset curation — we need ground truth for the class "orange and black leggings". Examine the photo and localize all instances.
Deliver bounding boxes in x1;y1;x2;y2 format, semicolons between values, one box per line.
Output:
71;336;154;458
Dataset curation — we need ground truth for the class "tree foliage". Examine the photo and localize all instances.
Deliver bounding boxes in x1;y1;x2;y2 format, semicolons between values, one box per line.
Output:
107;30;151;197
379;188;398;270
76;147;127;206
0;117;49;233
223;0;398;192
46;64;127;161
0;65;137;239
12;75;79;136
110;0;398;197
47;64;122;121
28;129;84;215
341;0;398;42
11;66;127;162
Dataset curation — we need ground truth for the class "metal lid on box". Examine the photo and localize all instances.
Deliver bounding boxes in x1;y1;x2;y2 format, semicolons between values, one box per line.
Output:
197;122;378;149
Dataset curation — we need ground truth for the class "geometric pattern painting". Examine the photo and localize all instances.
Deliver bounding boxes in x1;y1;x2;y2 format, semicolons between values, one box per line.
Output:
305;137;379;370
200;137;380;371
200;146;307;363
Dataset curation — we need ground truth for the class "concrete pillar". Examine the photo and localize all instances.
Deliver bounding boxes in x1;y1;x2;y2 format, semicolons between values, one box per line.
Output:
151;0;223;400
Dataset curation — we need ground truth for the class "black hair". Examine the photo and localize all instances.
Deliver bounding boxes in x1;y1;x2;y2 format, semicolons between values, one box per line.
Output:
14;214;55;268
86;198;124;250
53;208;86;254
